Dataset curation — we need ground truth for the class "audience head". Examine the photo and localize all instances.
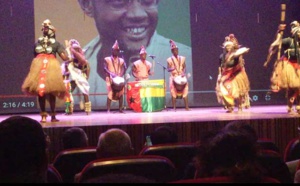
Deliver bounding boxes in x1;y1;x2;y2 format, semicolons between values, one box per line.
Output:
0;115;48;183
62;127;89;149
149;125;178;145
200;130;264;183
222;120;258;143
96;128;134;158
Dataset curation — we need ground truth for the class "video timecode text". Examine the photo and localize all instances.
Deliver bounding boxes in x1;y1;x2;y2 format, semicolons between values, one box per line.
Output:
2;101;35;109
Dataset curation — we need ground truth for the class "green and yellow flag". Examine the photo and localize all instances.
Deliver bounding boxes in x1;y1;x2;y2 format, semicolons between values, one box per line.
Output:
127;79;165;112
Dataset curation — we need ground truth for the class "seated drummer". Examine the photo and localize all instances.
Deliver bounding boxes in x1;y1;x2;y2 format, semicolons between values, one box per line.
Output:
166;39;190;111
132;46;153;81
104;40;126;113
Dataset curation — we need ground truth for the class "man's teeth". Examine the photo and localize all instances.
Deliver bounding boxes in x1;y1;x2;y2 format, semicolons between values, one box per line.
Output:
126;27;146;34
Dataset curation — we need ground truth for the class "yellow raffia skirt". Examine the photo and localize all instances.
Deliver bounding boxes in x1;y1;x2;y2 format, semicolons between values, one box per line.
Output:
270;58;300;92
216;65;250;107
22;54;66;99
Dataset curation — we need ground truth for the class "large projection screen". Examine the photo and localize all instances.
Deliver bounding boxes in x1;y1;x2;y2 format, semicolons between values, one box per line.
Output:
1;0;299;114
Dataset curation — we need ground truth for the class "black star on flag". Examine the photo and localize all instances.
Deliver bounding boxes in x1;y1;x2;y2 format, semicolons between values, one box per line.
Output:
129;96;135;104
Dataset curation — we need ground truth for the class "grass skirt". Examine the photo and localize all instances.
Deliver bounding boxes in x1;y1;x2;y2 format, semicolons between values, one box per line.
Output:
216;66;250;107
270;58;300;92
22;54;66;99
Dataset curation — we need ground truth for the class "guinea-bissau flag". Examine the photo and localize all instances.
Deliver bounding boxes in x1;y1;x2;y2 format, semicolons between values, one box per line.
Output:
126;79;165;112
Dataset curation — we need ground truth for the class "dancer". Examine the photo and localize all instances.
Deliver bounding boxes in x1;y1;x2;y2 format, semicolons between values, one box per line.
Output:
167;40;190;111
62;39;91;115
265;21;300;114
104;40;127;113
132;46;153;81
22;19;68;123
215;34;250;113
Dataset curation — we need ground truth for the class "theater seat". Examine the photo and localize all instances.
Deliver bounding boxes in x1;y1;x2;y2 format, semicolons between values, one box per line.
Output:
169;176;281;183
257;149;293;183
51;147;97;183
284;138;300;162
257;138;280;153
47;165;63;183
138;142;198;180
76;155;177;183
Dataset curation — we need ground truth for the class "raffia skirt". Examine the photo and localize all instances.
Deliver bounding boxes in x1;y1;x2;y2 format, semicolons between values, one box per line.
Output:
216;65;250;107
22;54;66;99
270;58;300;92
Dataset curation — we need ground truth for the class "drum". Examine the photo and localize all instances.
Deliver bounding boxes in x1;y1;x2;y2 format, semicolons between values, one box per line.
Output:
111;76;125;92
173;76;187;91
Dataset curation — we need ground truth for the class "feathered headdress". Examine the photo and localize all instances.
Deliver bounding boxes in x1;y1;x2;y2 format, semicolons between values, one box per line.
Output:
222;34;240;49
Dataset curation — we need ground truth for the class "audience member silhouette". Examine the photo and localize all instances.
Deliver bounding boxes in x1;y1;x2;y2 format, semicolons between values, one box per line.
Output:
183;129;219;179
146;125;178;146
222;120;258;143
221;120;280;151
221;120;292;183
74;128;134;182
196;130;266;183
0;115;48;183
96;128;134;158
62;127;89;150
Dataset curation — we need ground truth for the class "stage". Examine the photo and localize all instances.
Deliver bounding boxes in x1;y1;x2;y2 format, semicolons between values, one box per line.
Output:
1;105;300;163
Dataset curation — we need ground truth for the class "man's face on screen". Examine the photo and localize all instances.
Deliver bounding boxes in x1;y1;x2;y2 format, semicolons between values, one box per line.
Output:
92;0;159;53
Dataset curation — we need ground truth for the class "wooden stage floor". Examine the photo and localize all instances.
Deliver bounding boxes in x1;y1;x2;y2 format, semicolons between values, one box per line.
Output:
1;105;300;163
0;105;299;128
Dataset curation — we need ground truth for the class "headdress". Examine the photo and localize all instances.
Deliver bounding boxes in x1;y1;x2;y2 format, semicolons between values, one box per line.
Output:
290;20;300;36
169;40;178;50
222;34;240;49
41;19;56;33
290;20;300;29
112;40;120;50
139;45;147;54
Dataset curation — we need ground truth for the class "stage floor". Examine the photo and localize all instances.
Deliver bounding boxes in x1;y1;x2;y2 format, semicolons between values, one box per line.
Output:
1;105;300;128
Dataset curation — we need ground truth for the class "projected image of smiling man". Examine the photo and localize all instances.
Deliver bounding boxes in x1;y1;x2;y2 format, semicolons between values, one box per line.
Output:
77;0;192;107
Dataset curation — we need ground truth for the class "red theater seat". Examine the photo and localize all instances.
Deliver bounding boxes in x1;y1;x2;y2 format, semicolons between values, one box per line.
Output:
51;147;97;183
139;142;198;180
169;176;280;183
284;138;300;162
47;165;63;183
76;155;177;183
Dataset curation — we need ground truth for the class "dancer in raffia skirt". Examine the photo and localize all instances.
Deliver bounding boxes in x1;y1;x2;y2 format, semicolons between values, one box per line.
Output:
22;19;69;123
